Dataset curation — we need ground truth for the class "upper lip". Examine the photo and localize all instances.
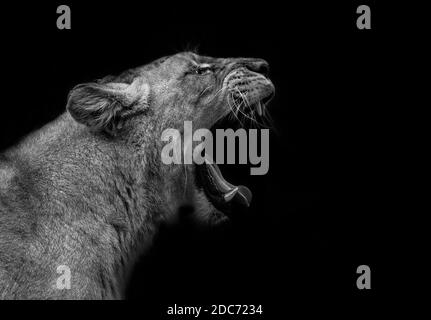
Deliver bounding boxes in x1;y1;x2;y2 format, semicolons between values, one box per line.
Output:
195;59;274;214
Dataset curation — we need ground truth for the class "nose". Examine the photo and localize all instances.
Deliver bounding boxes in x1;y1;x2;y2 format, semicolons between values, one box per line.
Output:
243;59;270;76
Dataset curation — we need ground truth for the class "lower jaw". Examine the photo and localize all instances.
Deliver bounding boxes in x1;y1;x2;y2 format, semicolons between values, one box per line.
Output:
195;162;252;215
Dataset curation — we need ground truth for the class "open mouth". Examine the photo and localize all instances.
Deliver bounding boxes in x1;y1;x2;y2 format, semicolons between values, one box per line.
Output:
195;86;274;215
196;158;253;213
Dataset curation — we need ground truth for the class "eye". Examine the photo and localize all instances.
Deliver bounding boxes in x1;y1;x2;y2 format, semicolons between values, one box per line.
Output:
194;65;213;75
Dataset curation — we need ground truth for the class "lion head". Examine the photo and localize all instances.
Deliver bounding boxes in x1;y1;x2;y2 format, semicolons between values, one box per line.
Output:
66;51;275;224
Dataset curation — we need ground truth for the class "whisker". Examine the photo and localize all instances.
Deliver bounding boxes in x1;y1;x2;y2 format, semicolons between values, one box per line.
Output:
199;84;214;98
234;88;268;128
228;93;245;127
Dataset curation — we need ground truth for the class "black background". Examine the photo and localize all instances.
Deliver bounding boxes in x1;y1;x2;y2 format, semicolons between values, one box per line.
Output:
0;0;410;316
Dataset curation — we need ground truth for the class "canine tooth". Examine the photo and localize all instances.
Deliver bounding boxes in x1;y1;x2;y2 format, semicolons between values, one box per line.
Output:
256;102;262;116
223;187;239;202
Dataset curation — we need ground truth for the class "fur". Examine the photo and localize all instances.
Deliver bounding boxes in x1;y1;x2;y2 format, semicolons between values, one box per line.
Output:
0;52;273;299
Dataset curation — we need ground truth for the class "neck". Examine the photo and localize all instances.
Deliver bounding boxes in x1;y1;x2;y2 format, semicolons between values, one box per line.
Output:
16;113;174;298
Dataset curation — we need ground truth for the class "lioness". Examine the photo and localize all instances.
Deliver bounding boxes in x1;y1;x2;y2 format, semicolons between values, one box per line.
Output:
0;52;274;299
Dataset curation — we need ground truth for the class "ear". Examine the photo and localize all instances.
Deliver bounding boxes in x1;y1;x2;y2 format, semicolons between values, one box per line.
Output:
66;79;149;134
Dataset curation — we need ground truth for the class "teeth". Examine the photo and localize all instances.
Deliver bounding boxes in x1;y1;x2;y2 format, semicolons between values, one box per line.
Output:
256;102;262;116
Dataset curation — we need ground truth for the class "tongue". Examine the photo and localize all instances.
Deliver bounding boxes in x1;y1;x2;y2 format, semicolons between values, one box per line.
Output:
205;161;252;207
